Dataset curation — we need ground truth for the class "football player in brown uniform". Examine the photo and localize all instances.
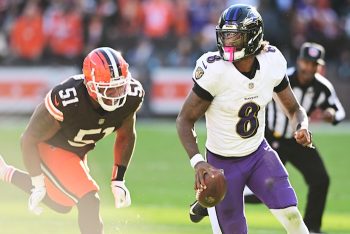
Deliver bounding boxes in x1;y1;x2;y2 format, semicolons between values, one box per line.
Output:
0;47;144;234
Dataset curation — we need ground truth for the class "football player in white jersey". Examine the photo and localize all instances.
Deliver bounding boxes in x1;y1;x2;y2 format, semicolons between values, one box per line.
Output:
176;4;312;234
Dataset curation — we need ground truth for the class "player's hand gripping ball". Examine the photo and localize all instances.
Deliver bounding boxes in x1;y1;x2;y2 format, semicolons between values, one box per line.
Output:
196;169;227;208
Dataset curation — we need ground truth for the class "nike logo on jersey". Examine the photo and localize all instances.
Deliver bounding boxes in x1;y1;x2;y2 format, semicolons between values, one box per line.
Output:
54;95;59;106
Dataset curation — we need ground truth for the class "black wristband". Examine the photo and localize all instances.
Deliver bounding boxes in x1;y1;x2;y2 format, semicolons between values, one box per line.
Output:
111;165;127;181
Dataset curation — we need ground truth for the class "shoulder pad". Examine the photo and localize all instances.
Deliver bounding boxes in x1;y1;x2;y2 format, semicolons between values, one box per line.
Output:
71;74;84;80
197;52;222;67
194;51;225;78
193;51;224;97
59;74;84;85
258;45;287;79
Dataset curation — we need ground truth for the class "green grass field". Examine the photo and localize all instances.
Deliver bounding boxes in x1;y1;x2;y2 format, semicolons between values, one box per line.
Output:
0;119;349;234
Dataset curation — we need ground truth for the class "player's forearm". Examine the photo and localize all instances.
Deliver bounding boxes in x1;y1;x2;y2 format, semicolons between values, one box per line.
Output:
20;135;42;176
112;134;135;182
114;133;136;167
176;91;209;159
176;116;201;158
291;106;309;131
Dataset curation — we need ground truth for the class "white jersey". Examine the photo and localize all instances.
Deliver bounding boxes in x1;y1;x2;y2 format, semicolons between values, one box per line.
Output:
193;46;287;157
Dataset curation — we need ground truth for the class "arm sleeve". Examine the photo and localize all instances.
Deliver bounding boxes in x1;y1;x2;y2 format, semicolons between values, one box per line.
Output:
267;46;288;90
192;81;214;101
273;75;290;93
44;88;64;122
191;53;221;98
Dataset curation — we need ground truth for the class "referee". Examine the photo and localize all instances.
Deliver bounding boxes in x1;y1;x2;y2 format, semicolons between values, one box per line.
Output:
245;42;346;234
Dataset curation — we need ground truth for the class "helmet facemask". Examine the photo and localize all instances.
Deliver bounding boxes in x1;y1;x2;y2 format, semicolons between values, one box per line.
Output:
86;68;130;111
83;47;130;112
217;26;247;62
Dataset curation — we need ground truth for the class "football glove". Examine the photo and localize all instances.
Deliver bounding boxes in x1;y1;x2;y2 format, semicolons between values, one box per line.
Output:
111;180;131;208
28;174;46;215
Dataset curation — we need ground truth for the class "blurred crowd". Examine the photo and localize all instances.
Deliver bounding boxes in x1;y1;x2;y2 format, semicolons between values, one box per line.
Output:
0;0;349;81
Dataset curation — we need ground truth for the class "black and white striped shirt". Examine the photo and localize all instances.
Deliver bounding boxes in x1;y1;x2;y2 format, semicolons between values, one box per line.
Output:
266;67;346;139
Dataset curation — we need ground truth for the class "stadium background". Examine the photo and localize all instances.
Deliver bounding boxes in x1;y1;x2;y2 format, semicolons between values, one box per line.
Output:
0;0;349;233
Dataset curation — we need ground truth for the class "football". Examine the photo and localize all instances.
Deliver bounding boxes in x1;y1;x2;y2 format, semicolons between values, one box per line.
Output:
196;169;227;208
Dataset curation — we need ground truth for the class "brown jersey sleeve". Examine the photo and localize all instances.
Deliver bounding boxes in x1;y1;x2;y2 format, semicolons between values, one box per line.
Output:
44;89;64;122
